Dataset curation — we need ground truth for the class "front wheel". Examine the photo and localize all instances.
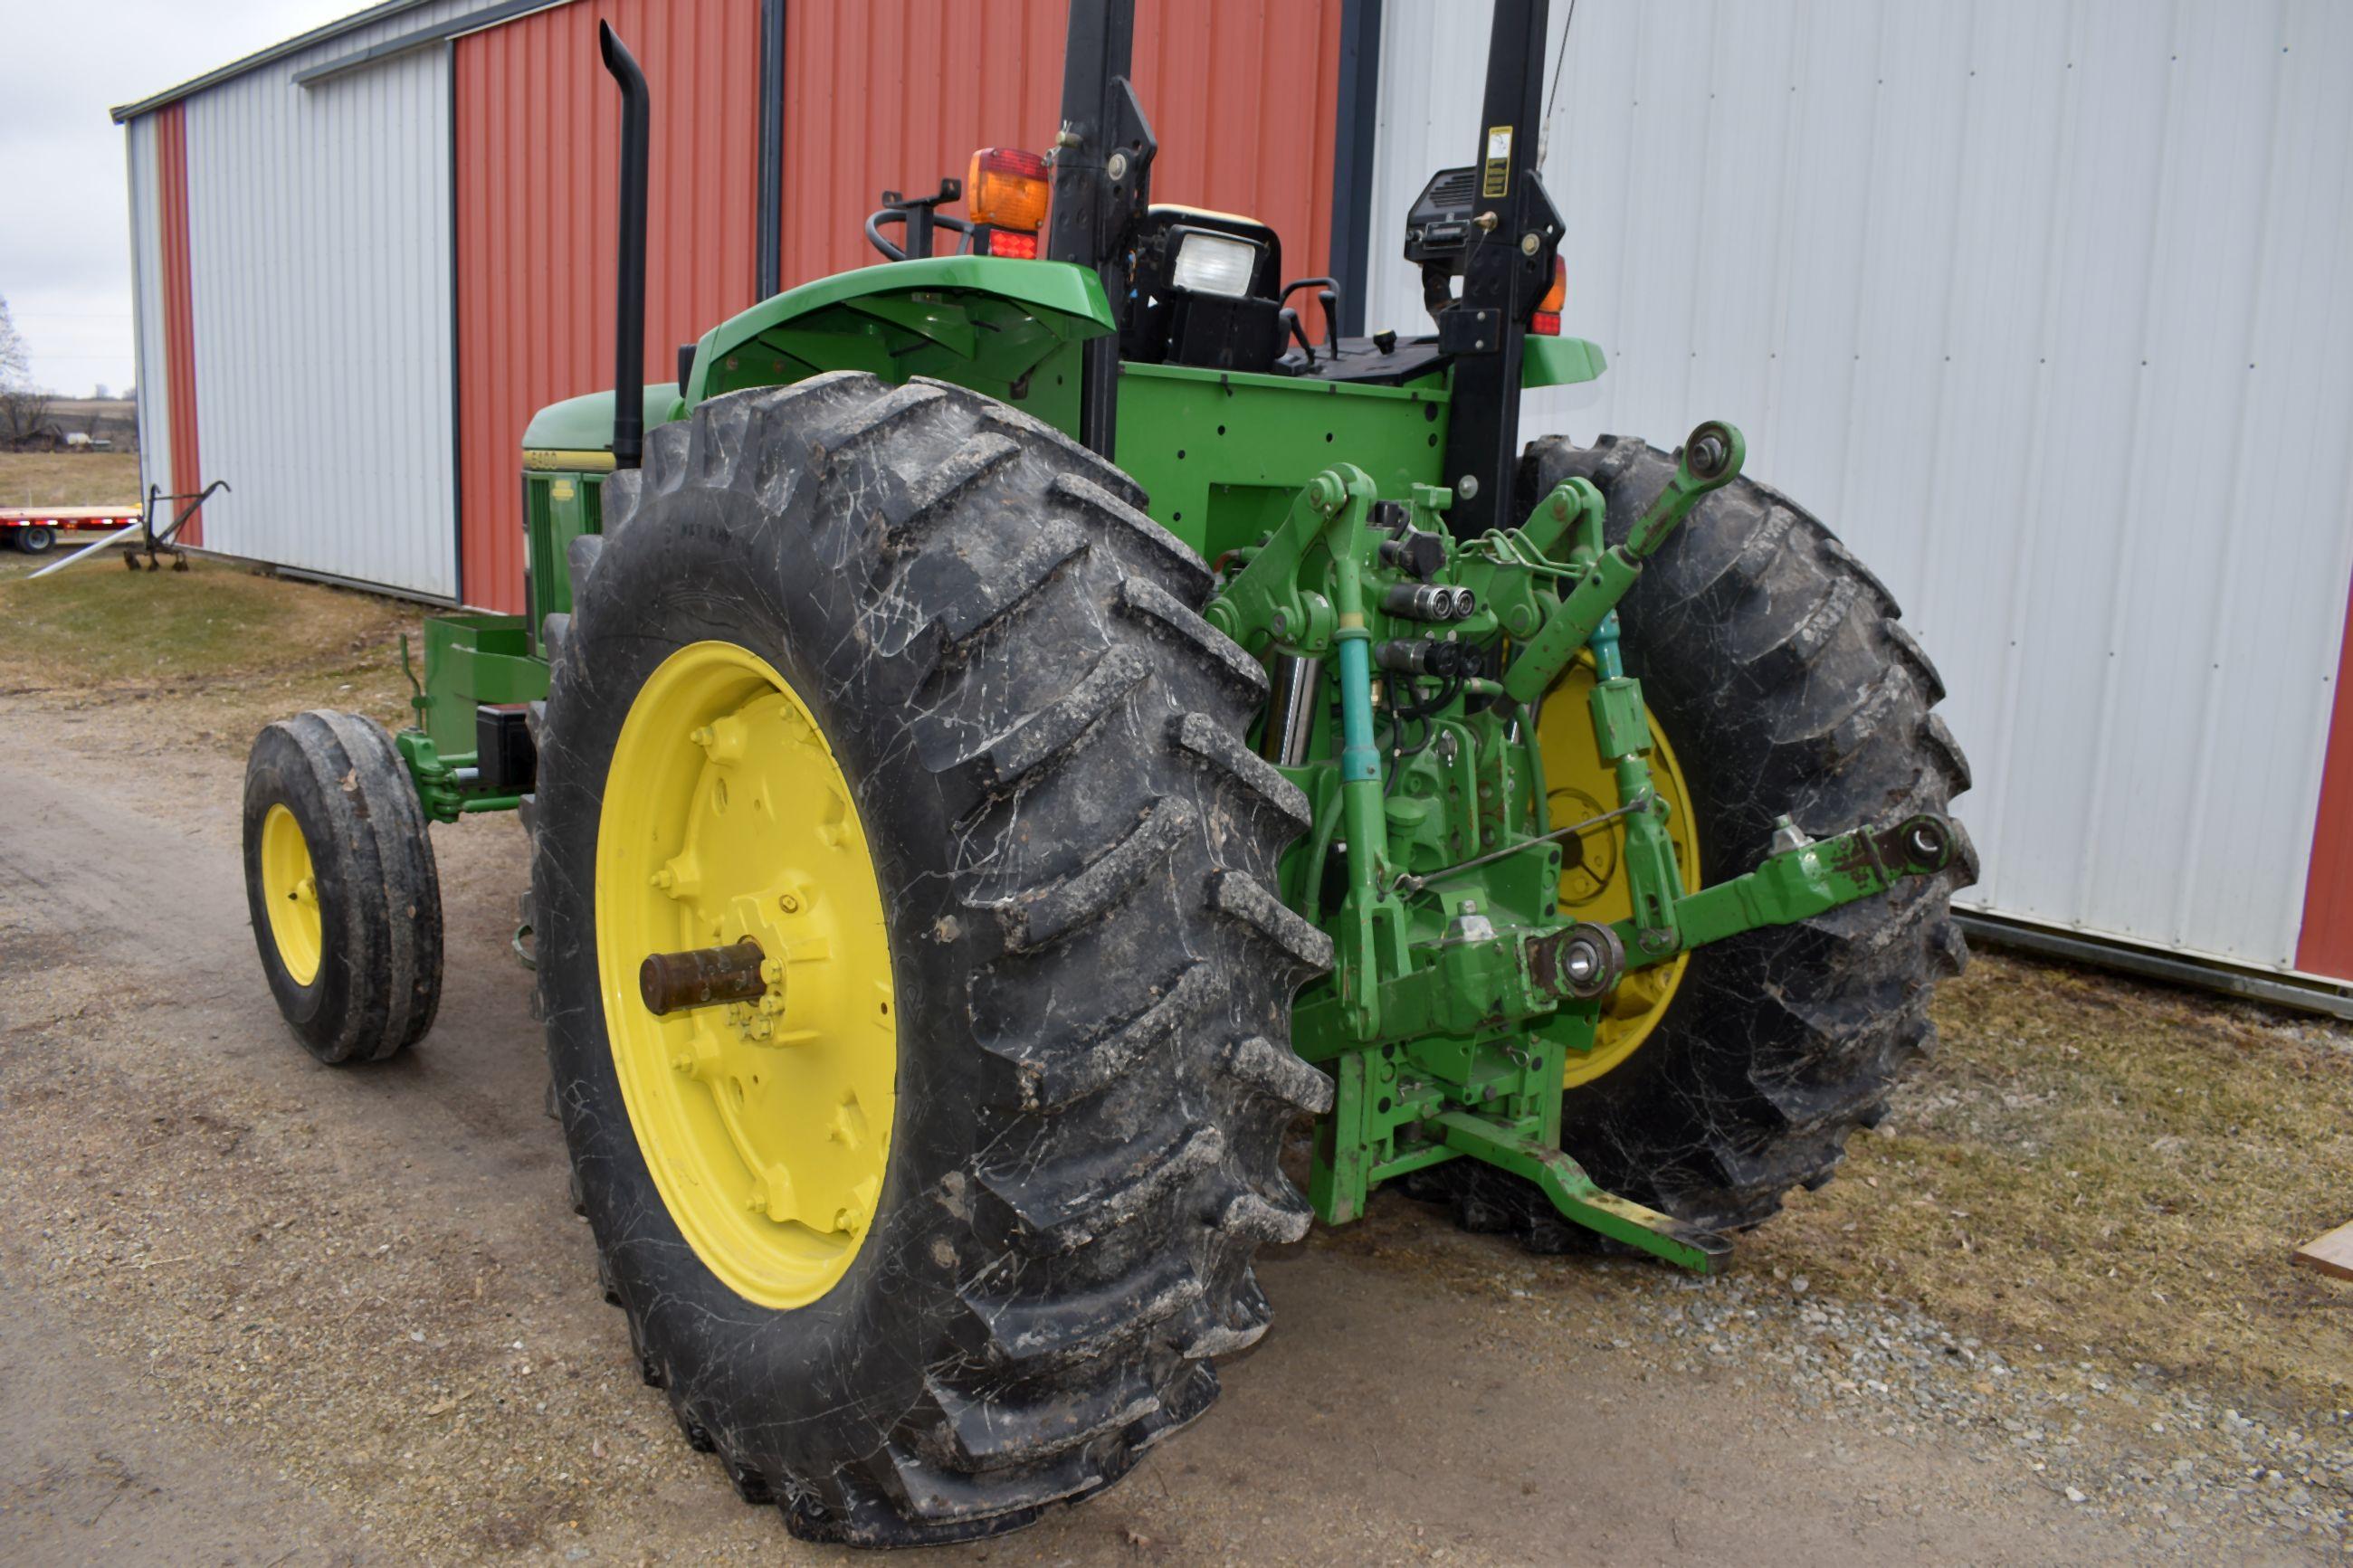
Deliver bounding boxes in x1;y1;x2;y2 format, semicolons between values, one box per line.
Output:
532;375;1329;1545
241;710;443;1064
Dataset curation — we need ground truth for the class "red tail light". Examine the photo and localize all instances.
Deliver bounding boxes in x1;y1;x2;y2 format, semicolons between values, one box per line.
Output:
1530;256;1567;335
981;227;1039;260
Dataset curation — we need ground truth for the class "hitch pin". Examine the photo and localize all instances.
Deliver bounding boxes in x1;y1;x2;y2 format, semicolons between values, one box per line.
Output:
1393;789;1655;895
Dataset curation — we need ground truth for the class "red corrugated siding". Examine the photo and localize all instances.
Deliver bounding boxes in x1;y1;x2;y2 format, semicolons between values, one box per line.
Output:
455;0;761;613
155;102;204;546
2297;575;2353;978
454;0;1342;613
781;0;1346;339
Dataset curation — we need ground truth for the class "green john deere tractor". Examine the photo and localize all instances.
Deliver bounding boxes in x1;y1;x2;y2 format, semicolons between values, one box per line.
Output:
240;0;1973;1545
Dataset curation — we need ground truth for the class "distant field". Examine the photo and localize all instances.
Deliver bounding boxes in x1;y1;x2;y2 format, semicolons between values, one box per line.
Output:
0;451;144;508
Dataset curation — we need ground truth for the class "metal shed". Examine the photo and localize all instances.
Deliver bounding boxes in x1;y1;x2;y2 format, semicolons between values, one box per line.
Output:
114;0;2353;995
1367;0;2353;994
114;0;1352;608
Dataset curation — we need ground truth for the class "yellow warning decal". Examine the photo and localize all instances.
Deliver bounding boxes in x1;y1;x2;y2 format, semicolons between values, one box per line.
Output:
1481;124;1514;199
524;449;617;473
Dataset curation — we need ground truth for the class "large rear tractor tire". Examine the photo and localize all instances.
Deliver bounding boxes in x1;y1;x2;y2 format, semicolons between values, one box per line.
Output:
1424;433;1977;1241
241;710;443;1064
530;374;1329;1546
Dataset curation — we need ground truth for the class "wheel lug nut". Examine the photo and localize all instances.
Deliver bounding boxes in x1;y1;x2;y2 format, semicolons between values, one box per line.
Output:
778;892;801;914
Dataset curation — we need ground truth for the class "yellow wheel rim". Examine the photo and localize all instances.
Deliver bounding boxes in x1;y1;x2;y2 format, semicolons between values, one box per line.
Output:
594;641;899;1310
260;803;324;987
1537;660;1700;1088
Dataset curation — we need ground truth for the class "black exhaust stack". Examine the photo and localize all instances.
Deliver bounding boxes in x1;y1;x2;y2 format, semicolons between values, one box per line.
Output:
599;22;650;471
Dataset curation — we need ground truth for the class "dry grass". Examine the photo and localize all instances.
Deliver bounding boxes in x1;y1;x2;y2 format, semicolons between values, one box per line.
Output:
0;554;422;749
0;451;144;508
1752;950;2353;1416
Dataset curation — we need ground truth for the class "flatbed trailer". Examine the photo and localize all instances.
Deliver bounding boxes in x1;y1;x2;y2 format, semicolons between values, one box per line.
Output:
0;506;143;555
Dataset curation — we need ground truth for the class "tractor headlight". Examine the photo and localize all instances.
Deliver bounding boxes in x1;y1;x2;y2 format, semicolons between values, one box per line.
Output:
1170;230;1261;298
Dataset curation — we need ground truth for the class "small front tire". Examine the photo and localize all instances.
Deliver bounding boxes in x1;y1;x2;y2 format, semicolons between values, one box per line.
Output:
242;710;443;1064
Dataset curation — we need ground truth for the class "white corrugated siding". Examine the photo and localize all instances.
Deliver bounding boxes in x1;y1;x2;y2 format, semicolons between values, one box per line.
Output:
1370;0;2353;970
124;114;172;503
174;6;472;600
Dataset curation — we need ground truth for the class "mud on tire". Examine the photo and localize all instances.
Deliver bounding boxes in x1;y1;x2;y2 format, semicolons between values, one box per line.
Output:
241;709;443;1064
530;373;1330;1545
1424;433;1977;1242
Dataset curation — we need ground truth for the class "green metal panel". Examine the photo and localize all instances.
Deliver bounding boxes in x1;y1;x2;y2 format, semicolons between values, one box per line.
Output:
522;382;685;456
1110;363;1451;564
420;613;548;755
1519;334;1607;390
522;470;603;637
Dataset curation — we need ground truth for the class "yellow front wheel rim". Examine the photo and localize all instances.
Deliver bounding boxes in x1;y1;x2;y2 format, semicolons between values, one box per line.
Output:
595;641;899;1310
1538;660;1700;1088
259;803;323;987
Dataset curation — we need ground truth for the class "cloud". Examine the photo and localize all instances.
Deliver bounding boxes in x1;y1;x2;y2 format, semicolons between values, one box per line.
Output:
1;1;365;394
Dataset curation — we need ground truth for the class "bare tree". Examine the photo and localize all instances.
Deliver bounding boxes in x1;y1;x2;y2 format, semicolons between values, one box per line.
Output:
0;296;60;449
0;296;27;387
0;388;60;449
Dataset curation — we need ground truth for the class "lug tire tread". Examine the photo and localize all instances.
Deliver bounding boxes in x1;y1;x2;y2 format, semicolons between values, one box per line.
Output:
240;709;443;1064
535;371;1317;1547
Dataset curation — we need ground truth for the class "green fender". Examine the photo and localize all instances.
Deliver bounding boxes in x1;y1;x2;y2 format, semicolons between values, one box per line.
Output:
686;257;1116;435
518;259;1114;460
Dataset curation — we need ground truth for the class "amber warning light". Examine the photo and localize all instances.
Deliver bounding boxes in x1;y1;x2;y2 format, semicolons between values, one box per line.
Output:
1531;256;1567;336
968;147;1049;258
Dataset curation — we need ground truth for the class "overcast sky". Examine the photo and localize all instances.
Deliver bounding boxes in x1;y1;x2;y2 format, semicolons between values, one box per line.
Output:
3;1;363;395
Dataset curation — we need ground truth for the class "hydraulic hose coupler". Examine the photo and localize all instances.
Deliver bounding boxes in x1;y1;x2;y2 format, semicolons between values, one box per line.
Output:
1384;583;1477;622
1377;527;1447;582
1376;638;1473;679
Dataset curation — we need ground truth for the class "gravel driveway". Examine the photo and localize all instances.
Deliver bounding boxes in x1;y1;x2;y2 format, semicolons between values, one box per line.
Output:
0;690;2342;1566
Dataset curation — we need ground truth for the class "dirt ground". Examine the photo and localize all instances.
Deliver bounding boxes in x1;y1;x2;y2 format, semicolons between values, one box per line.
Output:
1;564;2348;1566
